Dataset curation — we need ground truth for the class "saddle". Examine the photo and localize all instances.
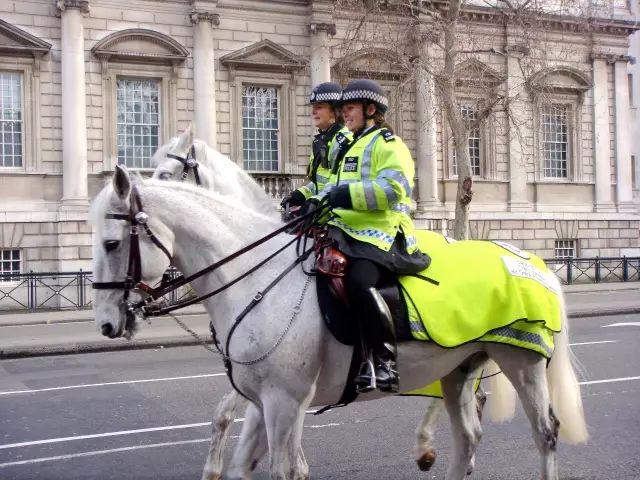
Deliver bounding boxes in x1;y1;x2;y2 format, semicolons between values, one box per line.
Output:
312;230;410;344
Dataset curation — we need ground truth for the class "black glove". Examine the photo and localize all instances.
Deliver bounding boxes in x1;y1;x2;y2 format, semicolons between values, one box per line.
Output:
300;198;320;217
280;190;306;209
328;184;352;209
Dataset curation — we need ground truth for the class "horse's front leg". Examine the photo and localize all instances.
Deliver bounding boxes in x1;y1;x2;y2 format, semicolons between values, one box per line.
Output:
201;391;247;480
263;390;312;480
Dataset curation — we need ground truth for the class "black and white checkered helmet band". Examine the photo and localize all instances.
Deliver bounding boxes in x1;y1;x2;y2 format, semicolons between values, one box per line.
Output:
341;89;389;108
310;91;342;103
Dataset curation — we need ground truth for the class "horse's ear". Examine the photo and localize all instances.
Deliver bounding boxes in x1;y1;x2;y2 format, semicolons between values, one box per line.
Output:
113;164;131;200
176;123;194;153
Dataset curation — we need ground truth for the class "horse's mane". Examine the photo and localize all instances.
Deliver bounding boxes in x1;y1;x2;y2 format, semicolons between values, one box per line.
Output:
89;176;281;233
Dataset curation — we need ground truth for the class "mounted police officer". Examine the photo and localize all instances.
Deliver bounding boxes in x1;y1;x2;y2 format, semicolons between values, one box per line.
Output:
309;79;430;393
281;82;351;211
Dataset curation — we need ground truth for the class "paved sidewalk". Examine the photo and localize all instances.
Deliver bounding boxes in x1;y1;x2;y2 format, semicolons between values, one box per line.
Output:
0;282;638;358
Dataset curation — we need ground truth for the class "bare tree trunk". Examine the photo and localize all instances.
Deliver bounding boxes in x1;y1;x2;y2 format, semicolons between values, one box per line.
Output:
438;0;473;241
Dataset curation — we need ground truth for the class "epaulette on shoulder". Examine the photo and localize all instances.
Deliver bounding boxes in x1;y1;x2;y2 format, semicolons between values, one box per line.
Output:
335;132;350;146
379;128;395;142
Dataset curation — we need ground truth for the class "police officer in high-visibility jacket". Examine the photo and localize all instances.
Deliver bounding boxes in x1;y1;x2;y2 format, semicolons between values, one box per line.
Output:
281;82;350;211
309;79;430;393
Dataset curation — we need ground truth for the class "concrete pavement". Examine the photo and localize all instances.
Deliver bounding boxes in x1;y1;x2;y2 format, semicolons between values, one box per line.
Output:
0;282;638;358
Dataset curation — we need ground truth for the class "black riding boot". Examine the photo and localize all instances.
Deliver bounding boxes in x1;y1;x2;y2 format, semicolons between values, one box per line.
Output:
354;287;399;393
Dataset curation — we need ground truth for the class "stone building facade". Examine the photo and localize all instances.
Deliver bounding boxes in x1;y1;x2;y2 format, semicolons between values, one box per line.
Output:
0;0;639;282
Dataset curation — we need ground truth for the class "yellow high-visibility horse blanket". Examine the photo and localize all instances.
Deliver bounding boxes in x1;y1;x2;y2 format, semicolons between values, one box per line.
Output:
400;230;562;397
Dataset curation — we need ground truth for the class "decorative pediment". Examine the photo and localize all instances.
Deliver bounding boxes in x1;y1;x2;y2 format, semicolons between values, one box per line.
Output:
529;66;592;93
220;39;307;72
528;66;592;103
0;18;51;57
454;59;505;89
91;29;188;65
333;48;410;80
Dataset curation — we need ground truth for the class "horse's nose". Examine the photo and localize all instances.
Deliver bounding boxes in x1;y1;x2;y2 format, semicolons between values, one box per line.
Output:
101;323;113;337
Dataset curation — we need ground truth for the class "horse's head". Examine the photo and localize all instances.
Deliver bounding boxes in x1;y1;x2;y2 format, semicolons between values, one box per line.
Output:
151;124;206;185
91;165;174;339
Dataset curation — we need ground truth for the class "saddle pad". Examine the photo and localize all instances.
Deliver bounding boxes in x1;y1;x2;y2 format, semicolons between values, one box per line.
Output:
399;230;562;358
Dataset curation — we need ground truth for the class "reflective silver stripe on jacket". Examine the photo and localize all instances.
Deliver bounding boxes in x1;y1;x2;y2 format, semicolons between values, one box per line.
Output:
392;203;411;215
362;180;378;209
378;168;412;197
360;133;380;180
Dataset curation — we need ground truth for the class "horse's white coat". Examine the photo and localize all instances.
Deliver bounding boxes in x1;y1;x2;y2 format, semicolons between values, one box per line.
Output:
150;129;458;479
91;171;588;479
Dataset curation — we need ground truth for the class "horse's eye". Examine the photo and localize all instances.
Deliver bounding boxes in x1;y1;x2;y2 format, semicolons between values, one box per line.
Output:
103;240;120;252
159;171;172;180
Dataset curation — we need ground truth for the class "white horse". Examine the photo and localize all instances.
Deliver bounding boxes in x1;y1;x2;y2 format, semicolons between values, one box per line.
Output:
150;127;488;478
91;168;588;479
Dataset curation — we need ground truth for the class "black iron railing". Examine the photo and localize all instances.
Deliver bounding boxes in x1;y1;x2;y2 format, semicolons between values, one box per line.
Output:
543;257;640;285
0;268;193;312
1;257;639;311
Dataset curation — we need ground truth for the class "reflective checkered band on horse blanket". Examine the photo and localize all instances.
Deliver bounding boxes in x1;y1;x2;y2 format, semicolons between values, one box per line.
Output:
399;230;561;358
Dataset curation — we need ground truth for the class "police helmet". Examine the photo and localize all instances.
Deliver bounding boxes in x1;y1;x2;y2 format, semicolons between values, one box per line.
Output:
340;79;388;114
309;82;343;105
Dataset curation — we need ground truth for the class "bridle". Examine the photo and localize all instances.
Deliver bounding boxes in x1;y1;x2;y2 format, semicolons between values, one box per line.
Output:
92;185;174;331
166;144;202;185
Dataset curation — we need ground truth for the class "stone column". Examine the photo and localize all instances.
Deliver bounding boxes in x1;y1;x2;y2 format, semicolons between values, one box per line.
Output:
191;11;219;147
57;0;89;209
309;23;335;87
415;41;440;211
505;50;531;211
614;59;635;211
592;56;615;211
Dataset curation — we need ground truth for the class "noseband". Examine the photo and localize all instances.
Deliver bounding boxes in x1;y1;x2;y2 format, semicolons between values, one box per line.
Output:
92;186;173;318
166;145;201;185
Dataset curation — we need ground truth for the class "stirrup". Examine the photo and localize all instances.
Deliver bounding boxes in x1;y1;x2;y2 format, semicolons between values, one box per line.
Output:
354;354;376;393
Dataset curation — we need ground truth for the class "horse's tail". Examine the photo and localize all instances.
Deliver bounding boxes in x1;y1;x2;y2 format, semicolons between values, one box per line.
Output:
486;359;517;423
547;278;589;444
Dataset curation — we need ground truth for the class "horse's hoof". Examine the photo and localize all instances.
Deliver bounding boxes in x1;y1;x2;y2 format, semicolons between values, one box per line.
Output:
466;456;476;476
416;450;437;471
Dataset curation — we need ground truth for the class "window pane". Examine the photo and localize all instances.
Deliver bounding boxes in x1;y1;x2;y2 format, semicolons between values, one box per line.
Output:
452;103;481;177
116;78;160;169
554;240;576;259
542;104;569;178
242;85;279;172
0;249;21;276
0;72;23;167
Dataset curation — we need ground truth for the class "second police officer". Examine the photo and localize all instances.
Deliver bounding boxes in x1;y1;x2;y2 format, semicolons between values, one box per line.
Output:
281;82;351;211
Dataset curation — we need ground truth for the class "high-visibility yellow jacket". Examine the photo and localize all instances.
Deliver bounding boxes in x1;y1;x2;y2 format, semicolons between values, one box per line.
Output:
297;126;352;199
316;127;418;252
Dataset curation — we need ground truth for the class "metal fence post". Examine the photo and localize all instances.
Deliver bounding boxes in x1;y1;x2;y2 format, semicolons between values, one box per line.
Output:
78;269;85;307
28;271;36;310
623;257;628;282
567;259;573;285
595;257;601;283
